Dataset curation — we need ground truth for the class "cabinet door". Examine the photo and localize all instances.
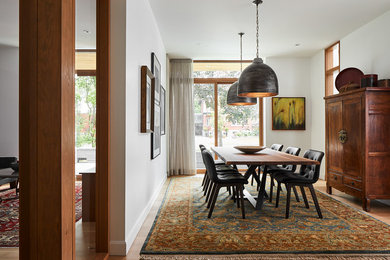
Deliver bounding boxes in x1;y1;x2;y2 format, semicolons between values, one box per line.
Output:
342;96;363;178
326;101;343;173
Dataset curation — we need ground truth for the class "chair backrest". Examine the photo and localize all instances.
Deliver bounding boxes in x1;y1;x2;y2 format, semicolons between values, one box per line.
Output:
270;144;283;151
299;149;324;182
199;144;206;151
201;149;219;182
282;147;301;172
0;157;17;169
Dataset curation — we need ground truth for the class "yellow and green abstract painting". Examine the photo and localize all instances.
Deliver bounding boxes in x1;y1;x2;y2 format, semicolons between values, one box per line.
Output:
272;97;305;130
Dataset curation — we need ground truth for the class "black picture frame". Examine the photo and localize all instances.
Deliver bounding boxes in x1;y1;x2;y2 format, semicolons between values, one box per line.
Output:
151;52;161;104
160;86;166;135
151;99;161;159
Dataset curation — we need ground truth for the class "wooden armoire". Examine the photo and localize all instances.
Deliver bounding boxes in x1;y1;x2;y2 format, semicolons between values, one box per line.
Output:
324;87;390;211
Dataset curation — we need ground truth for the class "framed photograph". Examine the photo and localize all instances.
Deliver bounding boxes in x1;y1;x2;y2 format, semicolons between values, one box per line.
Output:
160;86;166;135
140;66;155;133
151;52;161;104
272;97;305;130
151;103;161;159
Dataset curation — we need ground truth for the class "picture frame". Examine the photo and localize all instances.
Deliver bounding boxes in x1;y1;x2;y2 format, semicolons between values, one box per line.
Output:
151;102;161;159
272;97;306;130
151;52;161;104
140;66;155;133
160;86;166;135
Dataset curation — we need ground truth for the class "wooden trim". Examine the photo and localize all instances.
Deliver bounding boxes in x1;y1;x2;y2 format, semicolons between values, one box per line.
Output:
76;49;96;52
76;70;96;76
19;0;75;258
194;78;237;84
194;60;252;63
325;66;340;74
96;0;110;253
214;83;218;147
259;98;264;146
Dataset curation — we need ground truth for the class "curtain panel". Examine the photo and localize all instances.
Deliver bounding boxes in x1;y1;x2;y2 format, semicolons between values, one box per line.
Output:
168;59;196;176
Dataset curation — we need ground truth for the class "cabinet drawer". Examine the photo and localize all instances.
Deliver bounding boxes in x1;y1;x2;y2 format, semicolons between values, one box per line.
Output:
328;172;343;186
343;176;362;190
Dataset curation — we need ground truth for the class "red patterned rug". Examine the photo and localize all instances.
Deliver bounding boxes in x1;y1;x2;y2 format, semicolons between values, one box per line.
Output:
0;182;82;247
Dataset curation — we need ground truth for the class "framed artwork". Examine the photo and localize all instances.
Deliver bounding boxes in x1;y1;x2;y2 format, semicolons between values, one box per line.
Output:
160;86;166;135
151;52;161;104
151;103;161;159
272;97;305;130
140;66;155;133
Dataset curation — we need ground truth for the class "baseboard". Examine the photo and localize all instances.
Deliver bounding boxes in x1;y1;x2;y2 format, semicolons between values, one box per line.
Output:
109;175;167;255
125;175;166;253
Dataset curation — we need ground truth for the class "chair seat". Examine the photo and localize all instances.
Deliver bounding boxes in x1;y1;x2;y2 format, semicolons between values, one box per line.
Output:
215;164;234;171
216;174;248;184
274;172;314;184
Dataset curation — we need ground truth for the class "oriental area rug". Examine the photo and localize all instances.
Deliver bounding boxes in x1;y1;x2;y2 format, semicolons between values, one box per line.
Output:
0;182;82;247
141;176;390;259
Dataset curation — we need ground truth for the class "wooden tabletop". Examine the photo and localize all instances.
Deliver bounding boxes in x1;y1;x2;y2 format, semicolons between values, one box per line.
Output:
211;147;320;165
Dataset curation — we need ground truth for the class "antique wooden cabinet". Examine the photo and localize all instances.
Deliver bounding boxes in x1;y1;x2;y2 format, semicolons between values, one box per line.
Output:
325;88;390;211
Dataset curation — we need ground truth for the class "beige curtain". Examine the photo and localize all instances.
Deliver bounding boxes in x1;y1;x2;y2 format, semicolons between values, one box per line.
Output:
168;59;196;176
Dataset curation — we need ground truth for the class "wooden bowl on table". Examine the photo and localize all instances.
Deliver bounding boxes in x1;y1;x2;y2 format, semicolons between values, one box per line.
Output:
234;146;266;154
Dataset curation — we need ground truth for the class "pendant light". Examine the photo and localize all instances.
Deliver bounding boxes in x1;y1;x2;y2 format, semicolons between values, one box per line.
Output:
237;0;278;98
227;33;257;106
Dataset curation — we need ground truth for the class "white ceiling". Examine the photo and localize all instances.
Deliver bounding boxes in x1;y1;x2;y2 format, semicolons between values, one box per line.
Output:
0;0;96;49
148;0;390;59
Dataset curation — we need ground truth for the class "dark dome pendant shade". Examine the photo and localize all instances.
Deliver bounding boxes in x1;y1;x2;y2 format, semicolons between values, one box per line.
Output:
227;32;257;106
227;81;257;105
237;0;279;98
238;57;278;97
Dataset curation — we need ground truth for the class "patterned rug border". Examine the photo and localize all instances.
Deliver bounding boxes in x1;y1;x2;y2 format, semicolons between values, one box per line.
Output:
140;176;390;256
140;254;390;260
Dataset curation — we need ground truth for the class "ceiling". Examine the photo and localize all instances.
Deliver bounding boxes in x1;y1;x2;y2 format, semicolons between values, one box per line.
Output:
0;0;96;49
148;0;390;59
2;0;390;59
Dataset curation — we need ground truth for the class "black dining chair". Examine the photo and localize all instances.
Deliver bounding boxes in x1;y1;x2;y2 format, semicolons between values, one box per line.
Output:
251;144;284;186
202;149;248;219
274;149;325;219
267;146;301;202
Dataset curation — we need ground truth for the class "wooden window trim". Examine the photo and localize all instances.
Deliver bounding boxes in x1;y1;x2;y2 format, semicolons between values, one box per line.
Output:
194;78;264;148
325;41;340;97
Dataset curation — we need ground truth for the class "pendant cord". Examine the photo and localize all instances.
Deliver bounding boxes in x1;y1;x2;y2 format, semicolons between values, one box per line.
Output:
240;33;243;72
256;2;259;58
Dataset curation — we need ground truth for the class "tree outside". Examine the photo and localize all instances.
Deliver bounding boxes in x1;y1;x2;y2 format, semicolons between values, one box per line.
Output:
75;76;96;148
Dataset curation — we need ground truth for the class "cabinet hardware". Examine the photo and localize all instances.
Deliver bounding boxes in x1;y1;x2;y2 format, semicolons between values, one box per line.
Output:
338;130;347;144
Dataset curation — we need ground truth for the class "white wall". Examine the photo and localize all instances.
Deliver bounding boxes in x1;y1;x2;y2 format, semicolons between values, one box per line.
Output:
110;0;167;255
341;10;390;79
265;58;312;155
309;51;326;179
0;45;18;157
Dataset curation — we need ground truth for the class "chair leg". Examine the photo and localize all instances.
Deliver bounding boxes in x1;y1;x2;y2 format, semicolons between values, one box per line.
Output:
208;184;220;218
251;175;254;186
207;183;217;208
228;186;231;195
275;182;281;208
308;185;323;219
236;185;240;208
201;172;207;187
204;177;210;195
293;186;300;202
285;184;292;219
205;182;214;203
232;185;237;202
269;176;274;202
239;184;246;219
300;186;309;209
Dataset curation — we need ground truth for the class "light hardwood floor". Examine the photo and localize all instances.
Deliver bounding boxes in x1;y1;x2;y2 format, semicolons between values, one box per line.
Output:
1;176;389;260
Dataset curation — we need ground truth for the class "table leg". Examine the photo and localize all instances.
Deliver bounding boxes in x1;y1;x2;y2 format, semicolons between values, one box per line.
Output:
256;165;268;210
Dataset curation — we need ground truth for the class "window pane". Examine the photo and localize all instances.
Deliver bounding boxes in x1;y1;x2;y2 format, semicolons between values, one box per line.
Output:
217;84;259;147
194;84;215;169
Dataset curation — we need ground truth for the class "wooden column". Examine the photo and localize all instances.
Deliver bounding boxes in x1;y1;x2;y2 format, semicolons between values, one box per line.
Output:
96;0;110;253
19;0;75;259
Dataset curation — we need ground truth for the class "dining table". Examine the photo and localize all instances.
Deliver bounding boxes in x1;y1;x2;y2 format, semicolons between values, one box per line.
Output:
211;146;320;210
